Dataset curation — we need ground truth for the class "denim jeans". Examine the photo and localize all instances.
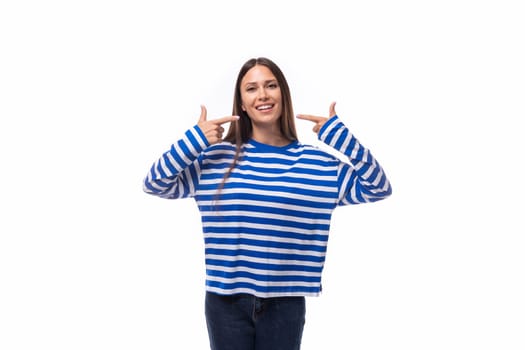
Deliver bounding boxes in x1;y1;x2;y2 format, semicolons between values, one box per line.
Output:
205;291;306;350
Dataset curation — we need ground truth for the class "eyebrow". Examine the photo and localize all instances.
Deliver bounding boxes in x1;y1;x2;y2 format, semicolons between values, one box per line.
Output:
244;79;278;86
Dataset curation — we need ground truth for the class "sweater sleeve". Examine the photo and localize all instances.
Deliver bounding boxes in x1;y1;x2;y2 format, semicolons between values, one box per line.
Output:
142;125;210;199
318;115;392;205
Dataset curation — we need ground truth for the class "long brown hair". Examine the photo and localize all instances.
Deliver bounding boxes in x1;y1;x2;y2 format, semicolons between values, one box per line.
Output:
218;57;298;192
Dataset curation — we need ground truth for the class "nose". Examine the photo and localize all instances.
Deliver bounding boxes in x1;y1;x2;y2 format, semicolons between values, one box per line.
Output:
257;87;268;99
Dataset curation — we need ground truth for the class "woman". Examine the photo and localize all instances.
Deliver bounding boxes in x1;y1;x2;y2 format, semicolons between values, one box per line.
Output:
143;57;392;350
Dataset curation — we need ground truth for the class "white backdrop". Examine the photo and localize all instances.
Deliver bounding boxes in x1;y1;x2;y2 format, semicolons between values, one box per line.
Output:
1;1;524;349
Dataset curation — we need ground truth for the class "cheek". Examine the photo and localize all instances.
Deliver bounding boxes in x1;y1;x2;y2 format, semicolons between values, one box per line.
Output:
276;90;283;102
274;92;283;110
240;94;251;111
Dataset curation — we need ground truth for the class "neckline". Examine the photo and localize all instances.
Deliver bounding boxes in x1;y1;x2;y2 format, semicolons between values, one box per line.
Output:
247;138;298;151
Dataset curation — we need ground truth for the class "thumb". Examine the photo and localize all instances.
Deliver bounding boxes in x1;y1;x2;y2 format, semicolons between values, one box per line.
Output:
199;105;207;122
329;101;337;117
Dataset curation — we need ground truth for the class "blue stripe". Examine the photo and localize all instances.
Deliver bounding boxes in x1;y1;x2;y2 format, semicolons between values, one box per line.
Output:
201;162;231;171
178;139;192;161
198;203;331;220
161;152;176;175
143;179;161;193
205;237;327;252
205;248;325;263
206;280;320;294
201;172;337;187
205;258;323;273
333;128;348;150
318;114;338;137
198;183;337;199
170;143;189;170
323;121;343;145
206;269;321;283
156;160;168;178
345;135;357;156
202;215;330;232
235;163;336;177
196;193;336;209
185;127;206;151
193;126;209;147
202;226;328;242
206;152;235;161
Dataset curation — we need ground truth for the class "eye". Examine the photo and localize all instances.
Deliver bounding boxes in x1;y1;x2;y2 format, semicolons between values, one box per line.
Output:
246;86;256;92
267;82;278;89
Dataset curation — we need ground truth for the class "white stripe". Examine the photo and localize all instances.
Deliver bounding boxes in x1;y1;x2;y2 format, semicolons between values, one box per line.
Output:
182;167;195;195
200;178;337;194
206;147;236;157
205;286;321;297
183;130;202;157
206;275;319;288
349;141;360;159
189;127;208;150
205;254;324;268
198;188;335;204
203;210;331;226
172;141;191;168
350;185;358;203
201;167;337;181
239;159;333;172
205;158;235;166
328;126;345;149
147;179;170;193
151;161;161;180
159;153;175;175
338;165;352;201
206;264;321;277
205;243;326;258
362;159;375;180
318;120;333;140
164;148;184;173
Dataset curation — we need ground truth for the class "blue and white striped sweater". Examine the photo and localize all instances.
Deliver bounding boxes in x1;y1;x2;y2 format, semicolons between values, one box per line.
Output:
143;115;392;297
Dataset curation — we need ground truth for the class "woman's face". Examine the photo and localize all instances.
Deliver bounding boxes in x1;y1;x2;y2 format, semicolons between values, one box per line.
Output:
240;65;283;128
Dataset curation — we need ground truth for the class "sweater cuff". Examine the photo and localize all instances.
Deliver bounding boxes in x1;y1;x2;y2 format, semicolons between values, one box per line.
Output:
318;114;342;144
187;125;210;154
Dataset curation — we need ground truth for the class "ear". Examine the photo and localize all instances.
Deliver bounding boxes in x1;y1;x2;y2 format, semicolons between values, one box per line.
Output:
241;105;246;111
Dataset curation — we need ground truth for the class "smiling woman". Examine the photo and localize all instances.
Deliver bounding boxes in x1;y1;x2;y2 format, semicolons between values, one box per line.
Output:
2;0;524;349
238;65;286;144
142;56;392;350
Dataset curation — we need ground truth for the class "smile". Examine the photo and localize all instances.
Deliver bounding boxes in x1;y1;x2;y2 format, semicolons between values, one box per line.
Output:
256;104;274;111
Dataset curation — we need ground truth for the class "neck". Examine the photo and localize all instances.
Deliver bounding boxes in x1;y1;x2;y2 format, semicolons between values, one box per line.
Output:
251;128;289;147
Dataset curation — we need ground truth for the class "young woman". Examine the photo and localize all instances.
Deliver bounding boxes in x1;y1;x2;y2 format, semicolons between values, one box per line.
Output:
143;57;392;350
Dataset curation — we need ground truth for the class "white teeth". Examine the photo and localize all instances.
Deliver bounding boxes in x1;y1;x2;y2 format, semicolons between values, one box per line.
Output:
257;105;272;110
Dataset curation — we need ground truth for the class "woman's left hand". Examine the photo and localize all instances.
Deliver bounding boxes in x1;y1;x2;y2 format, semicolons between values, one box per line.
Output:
296;102;337;134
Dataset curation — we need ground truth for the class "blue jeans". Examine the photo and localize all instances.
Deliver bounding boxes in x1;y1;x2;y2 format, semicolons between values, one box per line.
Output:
205;292;306;350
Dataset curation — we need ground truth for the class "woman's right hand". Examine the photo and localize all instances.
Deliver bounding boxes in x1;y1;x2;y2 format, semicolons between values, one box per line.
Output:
197;105;239;145
296;101;337;135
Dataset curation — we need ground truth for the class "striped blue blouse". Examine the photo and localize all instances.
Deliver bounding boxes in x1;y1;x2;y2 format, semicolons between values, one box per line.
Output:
143;115;392;297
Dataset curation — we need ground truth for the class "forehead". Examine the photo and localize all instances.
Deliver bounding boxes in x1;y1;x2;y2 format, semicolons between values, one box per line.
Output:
241;65;276;84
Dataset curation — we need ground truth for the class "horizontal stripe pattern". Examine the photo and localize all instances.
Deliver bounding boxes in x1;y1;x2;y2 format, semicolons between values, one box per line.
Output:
143;115;392;297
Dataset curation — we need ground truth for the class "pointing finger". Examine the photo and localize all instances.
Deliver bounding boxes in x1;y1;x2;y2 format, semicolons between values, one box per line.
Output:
296;114;325;123
211;115;240;125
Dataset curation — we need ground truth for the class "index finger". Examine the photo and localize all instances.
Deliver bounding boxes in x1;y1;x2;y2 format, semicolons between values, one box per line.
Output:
210;115;240;125
296;114;325;123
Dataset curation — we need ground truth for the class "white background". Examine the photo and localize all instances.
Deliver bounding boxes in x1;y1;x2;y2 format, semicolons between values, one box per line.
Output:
1;1;524;349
